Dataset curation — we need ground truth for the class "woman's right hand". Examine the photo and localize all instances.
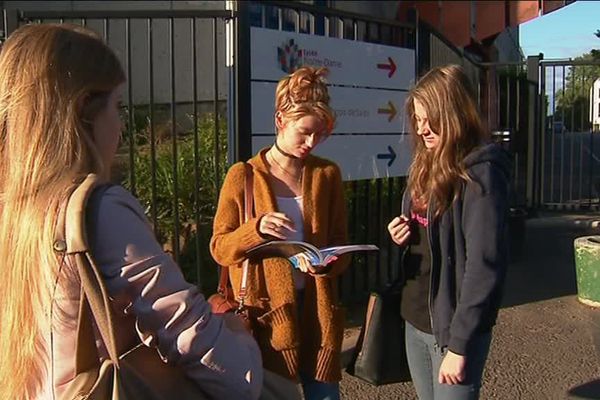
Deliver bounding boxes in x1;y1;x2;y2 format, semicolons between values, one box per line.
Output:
387;215;411;246
259;212;296;240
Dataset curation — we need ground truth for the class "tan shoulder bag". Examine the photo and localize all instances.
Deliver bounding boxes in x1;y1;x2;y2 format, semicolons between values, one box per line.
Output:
54;174;210;399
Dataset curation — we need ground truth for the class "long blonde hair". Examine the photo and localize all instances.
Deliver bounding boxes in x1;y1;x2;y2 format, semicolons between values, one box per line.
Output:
406;64;488;216
0;24;125;399
274;66;336;135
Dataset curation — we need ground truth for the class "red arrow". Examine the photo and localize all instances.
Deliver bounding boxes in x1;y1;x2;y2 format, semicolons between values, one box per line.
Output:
377;57;396;78
377;101;397;122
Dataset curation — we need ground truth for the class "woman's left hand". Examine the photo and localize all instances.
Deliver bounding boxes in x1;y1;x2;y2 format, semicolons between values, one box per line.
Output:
438;350;466;385
295;254;332;277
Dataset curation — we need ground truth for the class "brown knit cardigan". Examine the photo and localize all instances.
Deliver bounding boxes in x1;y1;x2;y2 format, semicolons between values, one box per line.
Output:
210;148;350;383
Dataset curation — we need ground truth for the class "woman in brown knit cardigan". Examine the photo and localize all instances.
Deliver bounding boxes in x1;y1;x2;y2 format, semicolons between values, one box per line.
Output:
210;66;349;400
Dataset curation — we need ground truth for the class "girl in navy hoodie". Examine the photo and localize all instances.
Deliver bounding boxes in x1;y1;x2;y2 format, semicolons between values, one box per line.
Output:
388;64;510;400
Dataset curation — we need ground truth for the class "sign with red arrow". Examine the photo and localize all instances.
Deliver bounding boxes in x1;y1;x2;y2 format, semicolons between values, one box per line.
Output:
377;57;397;78
251;27;414;90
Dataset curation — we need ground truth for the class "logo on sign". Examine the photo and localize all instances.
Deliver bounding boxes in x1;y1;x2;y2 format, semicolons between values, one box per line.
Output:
277;39;303;73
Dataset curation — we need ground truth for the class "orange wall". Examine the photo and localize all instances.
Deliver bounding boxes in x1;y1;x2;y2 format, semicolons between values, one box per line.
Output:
397;0;571;48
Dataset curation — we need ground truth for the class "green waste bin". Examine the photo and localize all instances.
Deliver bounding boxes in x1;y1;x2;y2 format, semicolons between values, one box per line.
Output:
574;236;600;307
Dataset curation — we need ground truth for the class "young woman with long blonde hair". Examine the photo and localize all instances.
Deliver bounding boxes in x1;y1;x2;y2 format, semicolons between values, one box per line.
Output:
0;23;261;400
387;64;510;400
211;66;349;400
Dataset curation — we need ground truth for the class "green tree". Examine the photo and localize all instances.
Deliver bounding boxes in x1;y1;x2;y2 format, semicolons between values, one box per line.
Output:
553;32;600;131
554;52;600;131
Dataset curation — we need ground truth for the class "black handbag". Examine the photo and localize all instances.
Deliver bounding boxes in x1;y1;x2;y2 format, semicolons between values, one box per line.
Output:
346;279;411;386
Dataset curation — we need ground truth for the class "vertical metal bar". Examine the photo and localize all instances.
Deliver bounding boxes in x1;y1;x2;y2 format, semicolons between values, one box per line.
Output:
125;18;136;196
309;12;314;35
294;9;300;33
363;181;370;292
102;18;108;42
192;17;201;286
516;66;521;130
586;70;596;207
234;1;252;162
324;15;329;37
278;8;282;31
148;18;158;232
351;180;358;294
579;68;584;203
540;64;547;206
213;18;221;192
515;67;521;203
505;68;510;130
495;68;501;132
569;66;575;202
260;4;266;27
375;179;382;288
587;68;594;206
571;67;584;206
352;19;357;40
81;18;86;27
387;177;393;282
559;65;565;204
169;17;180;263
550;66;556;203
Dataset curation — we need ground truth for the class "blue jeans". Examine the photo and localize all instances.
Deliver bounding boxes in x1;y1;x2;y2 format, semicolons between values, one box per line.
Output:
300;373;340;400
297;289;340;400
405;321;491;400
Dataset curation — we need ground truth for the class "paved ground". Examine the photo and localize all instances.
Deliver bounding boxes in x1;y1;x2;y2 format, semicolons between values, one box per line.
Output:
338;212;600;399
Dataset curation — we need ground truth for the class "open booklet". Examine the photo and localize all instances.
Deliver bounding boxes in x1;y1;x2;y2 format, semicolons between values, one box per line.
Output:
246;240;379;268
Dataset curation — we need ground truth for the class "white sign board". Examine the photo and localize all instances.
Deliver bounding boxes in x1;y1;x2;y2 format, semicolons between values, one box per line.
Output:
251;82;409;134
252;134;412;181
250;27;415;180
251;27;414;90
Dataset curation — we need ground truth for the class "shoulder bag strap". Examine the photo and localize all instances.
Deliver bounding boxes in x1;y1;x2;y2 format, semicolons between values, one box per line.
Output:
216;163;254;307
237;163;254;305
54;174;123;368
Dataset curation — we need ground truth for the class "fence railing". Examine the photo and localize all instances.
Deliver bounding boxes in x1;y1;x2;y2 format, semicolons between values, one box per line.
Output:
11;8;234;293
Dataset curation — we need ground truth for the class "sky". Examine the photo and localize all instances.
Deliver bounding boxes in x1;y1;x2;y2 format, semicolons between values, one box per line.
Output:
519;1;600;60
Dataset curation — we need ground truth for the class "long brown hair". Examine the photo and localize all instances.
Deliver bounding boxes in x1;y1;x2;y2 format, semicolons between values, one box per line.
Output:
406;64;489;216
0;24;125;399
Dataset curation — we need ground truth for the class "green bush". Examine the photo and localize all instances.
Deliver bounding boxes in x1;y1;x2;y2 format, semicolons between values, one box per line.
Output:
122;112;228;291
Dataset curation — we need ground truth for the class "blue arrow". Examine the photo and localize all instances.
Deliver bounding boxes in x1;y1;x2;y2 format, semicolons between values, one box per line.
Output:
377;145;396;167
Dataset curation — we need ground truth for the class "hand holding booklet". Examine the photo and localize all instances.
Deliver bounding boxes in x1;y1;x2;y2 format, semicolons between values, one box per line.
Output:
246;240;379;269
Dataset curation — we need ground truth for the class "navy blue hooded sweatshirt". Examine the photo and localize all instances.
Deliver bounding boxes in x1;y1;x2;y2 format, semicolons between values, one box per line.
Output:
401;143;511;355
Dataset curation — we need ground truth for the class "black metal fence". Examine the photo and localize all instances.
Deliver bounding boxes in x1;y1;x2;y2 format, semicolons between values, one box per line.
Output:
538;59;600;210
2;3;419;305
7;8;234;293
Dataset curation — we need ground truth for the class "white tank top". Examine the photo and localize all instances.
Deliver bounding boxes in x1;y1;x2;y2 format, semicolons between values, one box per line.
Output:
275;195;305;290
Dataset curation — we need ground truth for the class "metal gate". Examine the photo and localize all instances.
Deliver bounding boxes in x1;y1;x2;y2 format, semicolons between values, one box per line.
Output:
4;6;235;293
537;59;600;210
2;2;418;304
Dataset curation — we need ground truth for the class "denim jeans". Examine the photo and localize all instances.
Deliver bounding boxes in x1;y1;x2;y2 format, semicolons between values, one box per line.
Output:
300;373;340;400
296;289;341;400
405;321;491;400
